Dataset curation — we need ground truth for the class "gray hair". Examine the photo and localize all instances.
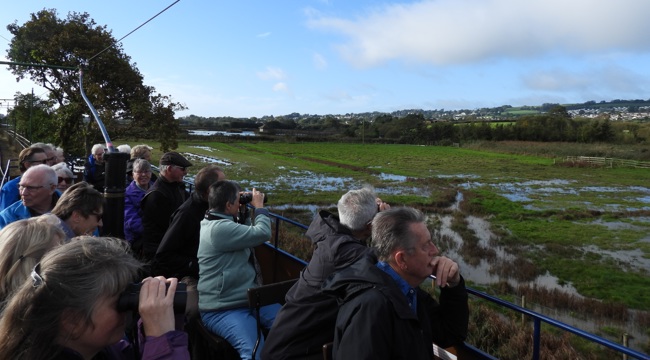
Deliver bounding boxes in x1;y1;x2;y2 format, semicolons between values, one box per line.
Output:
30;142;54;153
23;165;57;186
117;144;131;154
51;163;74;179
371;207;426;262
133;158;152;173
91;144;106;155
337;187;379;232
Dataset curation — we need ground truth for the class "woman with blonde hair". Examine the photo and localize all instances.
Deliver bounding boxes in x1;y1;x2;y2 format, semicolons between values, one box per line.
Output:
0;237;189;360
0;214;65;303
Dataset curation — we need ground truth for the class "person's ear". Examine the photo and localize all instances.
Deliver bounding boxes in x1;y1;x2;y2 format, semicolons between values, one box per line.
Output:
394;250;408;271
70;210;82;223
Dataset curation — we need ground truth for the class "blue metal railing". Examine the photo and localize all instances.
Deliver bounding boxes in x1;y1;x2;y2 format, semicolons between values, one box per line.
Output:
261;209;650;360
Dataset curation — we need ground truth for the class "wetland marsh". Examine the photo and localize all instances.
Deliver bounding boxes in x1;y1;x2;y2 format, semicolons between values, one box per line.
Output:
139;139;649;352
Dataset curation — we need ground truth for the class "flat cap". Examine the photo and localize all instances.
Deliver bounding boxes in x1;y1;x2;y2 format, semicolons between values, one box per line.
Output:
159;152;192;167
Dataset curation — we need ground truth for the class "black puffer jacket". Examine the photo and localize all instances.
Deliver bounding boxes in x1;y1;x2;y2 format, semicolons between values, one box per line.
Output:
322;253;469;360
152;191;208;279
139;176;189;262
262;210;370;360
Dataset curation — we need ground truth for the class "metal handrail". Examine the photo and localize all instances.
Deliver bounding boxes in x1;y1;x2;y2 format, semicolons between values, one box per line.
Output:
262;209;650;360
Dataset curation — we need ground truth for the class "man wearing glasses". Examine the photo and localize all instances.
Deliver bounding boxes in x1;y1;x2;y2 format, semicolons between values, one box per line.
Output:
0;146;48;211
0;164;59;230
138;151;192;266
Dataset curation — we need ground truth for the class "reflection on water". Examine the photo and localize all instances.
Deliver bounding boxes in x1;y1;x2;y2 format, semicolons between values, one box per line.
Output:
376;173;408;181
433;195;649;351
188;130;256;136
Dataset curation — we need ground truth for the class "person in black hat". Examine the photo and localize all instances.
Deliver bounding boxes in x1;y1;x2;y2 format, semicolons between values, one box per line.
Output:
137;151;193;266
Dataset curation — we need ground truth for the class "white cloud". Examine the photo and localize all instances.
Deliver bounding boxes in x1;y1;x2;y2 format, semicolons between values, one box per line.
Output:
273;82;289;92
307;0;650;67
522;65;647;94
312;52;328;70
257;67;287;81
257;32;271;38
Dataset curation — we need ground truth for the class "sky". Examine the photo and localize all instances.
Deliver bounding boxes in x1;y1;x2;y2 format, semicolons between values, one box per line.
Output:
1;0;650;118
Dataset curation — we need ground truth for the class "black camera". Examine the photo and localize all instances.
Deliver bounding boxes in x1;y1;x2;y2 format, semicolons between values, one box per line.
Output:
117;282;187;314
240;192;268;204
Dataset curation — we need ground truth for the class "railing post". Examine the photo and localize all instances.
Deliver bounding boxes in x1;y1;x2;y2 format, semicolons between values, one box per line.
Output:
622;333;630;360
521;295;526;325
533;318;541;360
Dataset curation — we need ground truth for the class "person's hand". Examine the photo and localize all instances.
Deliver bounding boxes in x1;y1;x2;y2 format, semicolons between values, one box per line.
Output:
431;256;461;288
251;188;265;208
376;198;390;212
138;276;177;337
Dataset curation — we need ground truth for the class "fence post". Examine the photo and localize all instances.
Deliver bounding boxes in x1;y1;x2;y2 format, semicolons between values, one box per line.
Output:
521;295;526;325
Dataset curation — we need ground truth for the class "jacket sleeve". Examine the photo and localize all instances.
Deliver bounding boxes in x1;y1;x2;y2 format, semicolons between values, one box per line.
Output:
140;331;190;360
334;289;394;360
209;209;272;251
124;190;143;240
421;276;469;348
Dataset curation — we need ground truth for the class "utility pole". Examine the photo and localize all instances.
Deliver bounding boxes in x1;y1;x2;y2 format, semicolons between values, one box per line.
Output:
29;88;33;143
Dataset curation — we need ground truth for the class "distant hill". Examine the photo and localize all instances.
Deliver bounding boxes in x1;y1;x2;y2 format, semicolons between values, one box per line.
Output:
179;98;650;126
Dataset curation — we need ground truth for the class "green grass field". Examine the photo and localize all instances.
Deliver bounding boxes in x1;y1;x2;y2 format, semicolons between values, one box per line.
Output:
130;139;649;311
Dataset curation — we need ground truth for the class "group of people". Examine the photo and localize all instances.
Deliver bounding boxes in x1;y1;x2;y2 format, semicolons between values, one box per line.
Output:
0;143;192;359
0;141;469;360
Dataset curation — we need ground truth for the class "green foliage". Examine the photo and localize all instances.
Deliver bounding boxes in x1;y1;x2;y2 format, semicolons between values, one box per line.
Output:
5;92;57;143
5;9;183;155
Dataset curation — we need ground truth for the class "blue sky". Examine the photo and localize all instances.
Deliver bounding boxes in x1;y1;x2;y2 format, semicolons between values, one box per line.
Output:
2;0;650;118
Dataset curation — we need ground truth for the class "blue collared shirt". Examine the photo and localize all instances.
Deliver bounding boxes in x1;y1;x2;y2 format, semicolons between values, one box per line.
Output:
376;261;418;315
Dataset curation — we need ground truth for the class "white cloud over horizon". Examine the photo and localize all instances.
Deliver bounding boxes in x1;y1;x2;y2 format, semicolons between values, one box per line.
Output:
307;0;650;67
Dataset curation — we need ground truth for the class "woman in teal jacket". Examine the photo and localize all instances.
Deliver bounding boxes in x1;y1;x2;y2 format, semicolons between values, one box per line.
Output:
197;180;274;360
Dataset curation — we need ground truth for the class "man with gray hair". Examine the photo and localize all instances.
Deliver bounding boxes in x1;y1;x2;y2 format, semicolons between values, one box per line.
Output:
263;186;389;359
0;165;59;229
83;143;107;192
323;207;469;359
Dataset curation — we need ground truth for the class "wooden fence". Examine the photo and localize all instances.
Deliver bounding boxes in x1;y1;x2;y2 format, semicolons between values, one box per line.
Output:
563;156;650;169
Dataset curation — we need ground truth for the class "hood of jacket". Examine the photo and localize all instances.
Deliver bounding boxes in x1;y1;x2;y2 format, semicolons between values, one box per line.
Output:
305;210;354;245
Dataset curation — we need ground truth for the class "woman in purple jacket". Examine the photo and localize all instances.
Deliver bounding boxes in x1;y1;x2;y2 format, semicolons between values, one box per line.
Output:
124;159;154;245
0;237;190;360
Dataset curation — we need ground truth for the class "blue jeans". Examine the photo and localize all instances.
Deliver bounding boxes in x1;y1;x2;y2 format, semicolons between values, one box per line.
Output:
201;304;281;360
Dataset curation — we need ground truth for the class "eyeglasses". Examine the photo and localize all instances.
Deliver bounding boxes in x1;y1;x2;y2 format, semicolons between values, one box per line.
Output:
19;185;45;192
26;159;48;165
58;177;73;184
172;165;187;171
134;170;152;175
45;157;55;163
91;212;103;222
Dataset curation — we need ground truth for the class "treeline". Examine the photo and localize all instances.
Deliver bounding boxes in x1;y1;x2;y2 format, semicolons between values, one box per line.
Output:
196;106;647;145
348;106;645;144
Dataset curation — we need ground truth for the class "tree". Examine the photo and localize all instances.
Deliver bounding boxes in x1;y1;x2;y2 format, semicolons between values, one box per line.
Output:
5;9;183;154
6;92;56;143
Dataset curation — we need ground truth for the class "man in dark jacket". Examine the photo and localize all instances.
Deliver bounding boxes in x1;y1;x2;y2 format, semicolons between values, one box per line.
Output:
139;152;192;264
152;164;225;280
322;206;469;360
262;187;389;360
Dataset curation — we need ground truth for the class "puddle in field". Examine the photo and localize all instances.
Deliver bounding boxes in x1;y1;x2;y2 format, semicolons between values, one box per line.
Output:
182;151;232;166
188;130;256;136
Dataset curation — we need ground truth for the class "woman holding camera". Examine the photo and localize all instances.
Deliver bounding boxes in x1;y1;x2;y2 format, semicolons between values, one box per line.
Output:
0;237;189;360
